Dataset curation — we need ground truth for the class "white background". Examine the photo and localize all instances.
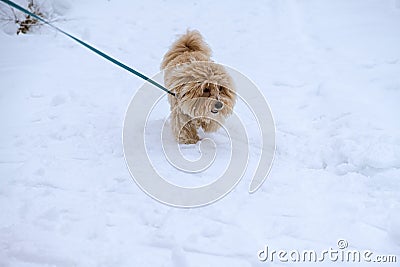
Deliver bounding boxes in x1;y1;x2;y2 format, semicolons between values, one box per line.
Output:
0;0;399;266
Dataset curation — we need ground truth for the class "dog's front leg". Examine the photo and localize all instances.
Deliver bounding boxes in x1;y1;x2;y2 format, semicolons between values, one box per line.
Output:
201;120;222;133
171;109;200;144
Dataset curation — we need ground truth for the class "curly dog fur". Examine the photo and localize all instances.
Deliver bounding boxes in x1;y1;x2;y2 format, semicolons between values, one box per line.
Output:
161;30;236;144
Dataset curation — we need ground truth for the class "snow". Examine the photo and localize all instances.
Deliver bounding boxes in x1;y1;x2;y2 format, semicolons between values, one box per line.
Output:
1;0;400;266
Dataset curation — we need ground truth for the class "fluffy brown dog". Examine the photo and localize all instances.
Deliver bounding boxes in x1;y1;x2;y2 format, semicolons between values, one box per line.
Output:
161;30;236;144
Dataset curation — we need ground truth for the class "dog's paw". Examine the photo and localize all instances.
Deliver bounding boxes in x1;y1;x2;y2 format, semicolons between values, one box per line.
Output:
179;135;200;144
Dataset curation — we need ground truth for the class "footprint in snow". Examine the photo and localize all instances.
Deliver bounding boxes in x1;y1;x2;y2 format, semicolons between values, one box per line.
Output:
51;95;67;107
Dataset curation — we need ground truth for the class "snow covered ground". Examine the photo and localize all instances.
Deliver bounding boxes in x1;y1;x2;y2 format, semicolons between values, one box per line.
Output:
1;0;400;266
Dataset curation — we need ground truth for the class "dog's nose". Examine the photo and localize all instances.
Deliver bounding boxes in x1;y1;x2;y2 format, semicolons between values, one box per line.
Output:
214;101;224;110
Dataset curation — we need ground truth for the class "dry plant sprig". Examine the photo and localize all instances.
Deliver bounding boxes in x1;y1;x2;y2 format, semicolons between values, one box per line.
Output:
17;0;44;34
0;0;64;34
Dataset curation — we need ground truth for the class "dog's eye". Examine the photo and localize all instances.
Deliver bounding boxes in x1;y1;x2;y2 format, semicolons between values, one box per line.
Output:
203;88;210;93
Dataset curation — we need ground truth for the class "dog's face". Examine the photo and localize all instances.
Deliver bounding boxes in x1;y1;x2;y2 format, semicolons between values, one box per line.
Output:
176;81;235;120
166;62;236;122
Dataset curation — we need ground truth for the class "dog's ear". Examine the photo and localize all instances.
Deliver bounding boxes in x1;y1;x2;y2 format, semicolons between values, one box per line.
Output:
176;92;187;99
172;84;185;99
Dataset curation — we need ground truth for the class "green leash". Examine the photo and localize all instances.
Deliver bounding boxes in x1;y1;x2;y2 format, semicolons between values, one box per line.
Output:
0;0;176;96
